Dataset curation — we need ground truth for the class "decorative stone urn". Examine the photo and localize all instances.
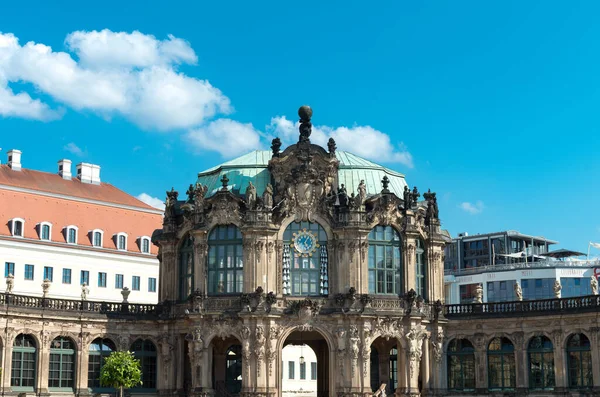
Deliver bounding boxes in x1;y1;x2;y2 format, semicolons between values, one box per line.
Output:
42;278;51;298
121;287;131;303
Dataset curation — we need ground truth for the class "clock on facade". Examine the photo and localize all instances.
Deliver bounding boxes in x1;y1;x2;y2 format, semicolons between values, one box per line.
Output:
291;229;320;257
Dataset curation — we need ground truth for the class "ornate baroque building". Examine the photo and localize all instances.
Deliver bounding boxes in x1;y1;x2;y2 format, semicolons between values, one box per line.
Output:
1;107;599;397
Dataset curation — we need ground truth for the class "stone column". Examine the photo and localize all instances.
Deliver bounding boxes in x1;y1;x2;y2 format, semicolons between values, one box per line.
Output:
191;232;208;295
3;329;15;392
76;333;90;396
473;334;487;393
429;327;444;395
421;337;430;394
405;328;425;397
405;239;417;294
552;330;567;390
37;331;50;394
395;346;407;396
158;243;177;301
512;332;527;394
591;328;600;391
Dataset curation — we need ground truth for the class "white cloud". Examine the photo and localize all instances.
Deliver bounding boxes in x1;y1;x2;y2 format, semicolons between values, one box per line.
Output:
63;142;85;157
186;119;263;157
267;116;414;167
459;201;484;215
136;193;165;210
0;30;231;129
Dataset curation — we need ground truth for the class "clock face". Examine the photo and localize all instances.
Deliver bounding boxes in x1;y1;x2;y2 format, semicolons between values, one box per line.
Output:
292;229;319;257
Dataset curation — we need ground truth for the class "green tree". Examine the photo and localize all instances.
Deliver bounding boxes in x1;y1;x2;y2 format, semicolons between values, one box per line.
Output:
100;351;142;397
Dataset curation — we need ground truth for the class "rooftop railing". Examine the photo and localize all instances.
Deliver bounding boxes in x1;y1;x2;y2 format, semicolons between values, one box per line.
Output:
444;258;600;277
445;294;600;319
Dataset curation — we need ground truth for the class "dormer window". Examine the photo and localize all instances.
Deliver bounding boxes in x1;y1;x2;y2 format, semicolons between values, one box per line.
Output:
91;229;104;247
11;218;25;237
115;233;127;251
39;222;52;241
65;226;78;244
139;236;151;254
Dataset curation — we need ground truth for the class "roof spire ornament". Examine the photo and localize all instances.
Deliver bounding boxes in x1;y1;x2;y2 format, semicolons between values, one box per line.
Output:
327;138;337;154
271;137;282;157
220;174;229;191
381;175;390;194
298;105;313;143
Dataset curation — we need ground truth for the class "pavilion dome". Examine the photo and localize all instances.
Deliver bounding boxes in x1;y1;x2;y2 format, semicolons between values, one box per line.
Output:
196;150;408;198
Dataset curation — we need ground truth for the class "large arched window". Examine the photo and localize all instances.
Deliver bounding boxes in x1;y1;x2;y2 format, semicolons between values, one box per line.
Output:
179;236;194;301
528;336;555;390
208;225;243;295
283;221;328;296
447;339;475;391
225;345;243;394
131;339;157;391
488;337;515;390
49;337;76;390
415;239;427;298
368;226;402;295
566;333;592;389
11;334;37;390
88;338;117;391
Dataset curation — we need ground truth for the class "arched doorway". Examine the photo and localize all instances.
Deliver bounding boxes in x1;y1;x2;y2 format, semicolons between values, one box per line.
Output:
281;330;330;397
369;336;401;395
211;336;243;396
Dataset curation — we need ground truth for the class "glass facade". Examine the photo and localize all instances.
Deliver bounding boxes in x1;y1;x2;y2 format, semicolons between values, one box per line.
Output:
522;279;555;300
368;226;402;295
487;280;516;302
561;278;592;298
208;225;244;295
459;284;478;303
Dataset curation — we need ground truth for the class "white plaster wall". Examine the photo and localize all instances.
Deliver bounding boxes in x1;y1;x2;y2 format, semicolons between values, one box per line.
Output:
0;238;159;303
282;344;317;397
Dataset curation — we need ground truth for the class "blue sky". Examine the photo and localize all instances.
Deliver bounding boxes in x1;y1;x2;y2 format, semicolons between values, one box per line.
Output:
1;0;599;253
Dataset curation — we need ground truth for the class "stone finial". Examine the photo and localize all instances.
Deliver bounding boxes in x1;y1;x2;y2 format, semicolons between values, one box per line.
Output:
220;174;229;191
271;137;282;157
381;176;390;193
298;105;313;143
327;138;337;154
121;287;131;303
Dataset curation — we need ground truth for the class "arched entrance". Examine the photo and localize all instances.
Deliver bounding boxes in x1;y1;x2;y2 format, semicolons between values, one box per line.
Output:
211;336;243;395
370;336;405;395
281;330;330;397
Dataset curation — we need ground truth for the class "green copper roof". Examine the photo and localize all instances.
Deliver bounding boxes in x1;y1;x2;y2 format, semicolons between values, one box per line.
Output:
197;150;408;198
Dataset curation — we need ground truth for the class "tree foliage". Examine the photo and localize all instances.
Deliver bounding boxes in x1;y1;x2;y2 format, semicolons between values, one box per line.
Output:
100;351;142;390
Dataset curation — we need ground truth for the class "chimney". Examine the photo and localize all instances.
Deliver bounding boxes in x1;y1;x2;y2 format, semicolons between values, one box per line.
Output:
7;149;22;171
58;159;72;180
76;163;101;184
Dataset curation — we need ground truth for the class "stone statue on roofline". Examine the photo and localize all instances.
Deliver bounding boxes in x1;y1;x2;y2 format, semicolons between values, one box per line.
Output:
356;180;366;206
298;105;313;143
591;276;598;295
81;283;90;301
553;280;562;298
245;181;256;209
514;281;523;301
403;185;411;210
6;273;14;294
473;284;483;304
262;183;273;209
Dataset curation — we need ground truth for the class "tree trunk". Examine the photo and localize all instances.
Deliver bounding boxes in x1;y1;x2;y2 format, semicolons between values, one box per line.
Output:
120;386;124;397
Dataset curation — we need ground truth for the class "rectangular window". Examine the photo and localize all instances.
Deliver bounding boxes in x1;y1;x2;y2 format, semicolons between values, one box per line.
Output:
98;272;107;288
118;235;126;250
14;220;23;237
115;274;124;289
311;362;317;380
24;264;34;280
62;269;72;284
148;277;157;292
41;224;50;240
93;232;102;247
80;270;89;285
68;228;76;244
5;262;15;277
142;239;150;253
288;361;295;379
43;266;53;282
132;276;140;291
300;362;306;379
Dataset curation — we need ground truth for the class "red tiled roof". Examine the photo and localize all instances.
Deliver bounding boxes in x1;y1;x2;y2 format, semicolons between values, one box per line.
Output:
0;189;161;254
0;164;158;210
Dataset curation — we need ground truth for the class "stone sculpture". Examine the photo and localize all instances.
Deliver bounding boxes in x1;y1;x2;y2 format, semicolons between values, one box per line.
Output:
81;283;90;301
553;280;562;298
473;284;483;304
262;183;273;209
6;273;14;294
245;181;256;209
514;281;523;301
591;276;598;295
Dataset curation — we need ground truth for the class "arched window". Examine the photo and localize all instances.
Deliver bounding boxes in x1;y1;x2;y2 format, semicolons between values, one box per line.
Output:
179;236;194;301
141;237;150;254
415;239;427;298
566;333;592;389
368;226;402;295
528;336;555;390
447;339;475;391
225;345;243;394
208;225;244;295
92;230;103;247
131;339;157;391
283;221;328;296
488;337;515;390
40;223;51;241
11;334;37;390
49;337;76;390
11;218;24;237
88;338;117;391
370;347;380;392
